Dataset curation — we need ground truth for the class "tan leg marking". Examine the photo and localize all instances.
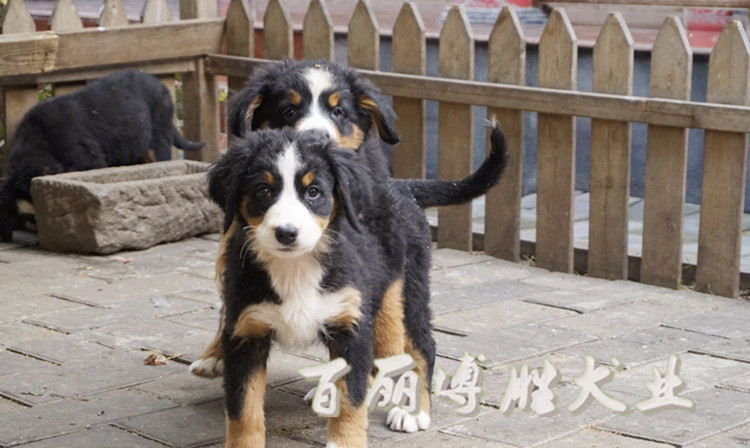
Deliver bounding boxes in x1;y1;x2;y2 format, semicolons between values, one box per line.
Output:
405;335;431;417
140;149;156;164
226;368;267;448
373;279;406;360
326;286;363;331
328;378;368;448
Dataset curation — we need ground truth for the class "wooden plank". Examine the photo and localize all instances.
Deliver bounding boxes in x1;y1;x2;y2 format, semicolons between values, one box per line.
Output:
49;0;84;32
180;2;220;163
348;0;379;70
141;0;174;24
391;2;426;180
263;0;293;60
641;17;692;289
206;55;750;134
51;19;225;71
695;20;750;298
1;0;37;34
484;6;525;262
588;12;633;280
1;2;45;174
226;0;256;94
536;8;577;273
303;0;334;61
179;0;218;19
1;59;194;86
437;5;474;251
99;0;130;27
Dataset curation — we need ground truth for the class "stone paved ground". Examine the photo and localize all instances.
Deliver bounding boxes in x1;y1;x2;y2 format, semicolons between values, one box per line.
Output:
2;232;750;447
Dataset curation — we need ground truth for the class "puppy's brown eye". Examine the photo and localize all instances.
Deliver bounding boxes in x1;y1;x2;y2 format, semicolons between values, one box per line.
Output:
256;185;271;199
331;107;344;118
283;106;297;120
305;186;321;200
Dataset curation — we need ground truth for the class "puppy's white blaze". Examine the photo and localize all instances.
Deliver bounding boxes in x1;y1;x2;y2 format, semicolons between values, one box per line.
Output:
254;143;322;256
296;68;339;138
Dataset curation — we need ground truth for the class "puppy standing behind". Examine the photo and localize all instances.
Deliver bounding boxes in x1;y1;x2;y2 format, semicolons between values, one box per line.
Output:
191;60;508;383
209;125;508;447
0;69;204;242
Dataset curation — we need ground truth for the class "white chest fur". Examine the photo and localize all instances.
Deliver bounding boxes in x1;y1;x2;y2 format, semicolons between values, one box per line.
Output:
247;253;358;350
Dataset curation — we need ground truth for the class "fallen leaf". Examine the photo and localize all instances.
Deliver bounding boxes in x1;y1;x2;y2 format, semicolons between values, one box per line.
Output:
143;350;168;366
21;388;46;397
108;256;133;264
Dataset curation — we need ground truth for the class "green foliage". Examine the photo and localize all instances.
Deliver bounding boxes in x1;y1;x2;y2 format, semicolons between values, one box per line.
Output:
38;84;53;102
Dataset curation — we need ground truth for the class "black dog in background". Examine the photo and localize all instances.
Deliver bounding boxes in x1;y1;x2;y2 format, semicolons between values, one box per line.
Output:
0;70;204;242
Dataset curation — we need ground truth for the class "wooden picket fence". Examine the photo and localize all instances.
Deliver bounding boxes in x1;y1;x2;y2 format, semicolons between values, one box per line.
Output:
2;0;750;299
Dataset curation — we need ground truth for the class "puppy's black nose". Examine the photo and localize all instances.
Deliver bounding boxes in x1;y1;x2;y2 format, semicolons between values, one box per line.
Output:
275;224;299;246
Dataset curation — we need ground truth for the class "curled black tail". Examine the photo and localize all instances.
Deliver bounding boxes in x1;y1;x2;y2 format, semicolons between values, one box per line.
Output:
400;120;508;208
171;125;205;151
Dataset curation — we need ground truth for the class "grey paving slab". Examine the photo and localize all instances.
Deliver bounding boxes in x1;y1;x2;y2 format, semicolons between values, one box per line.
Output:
114;398;225;448
166;287;222;306
434;323;597;367
0;294;88;325
550;298;705;339
0;256;108;299
0;350;181;406
0;396;23;415
690;338;750;363
431;258;546;288
384;431;515;448
166;306;221;331
522;282;656;314
75;237;219;283
0;388;175;447
19;425;167;448
0;322;61;349
0;349;55;376
430;281;555;315
50;273;213;307
519;272;614;292
536;429;674;448
718;373;750;394
689;423;750;448
433;300;576;336
440;386;634;448
431;248;495;269
8;333;112;365
598;387;750;446
556;326;726;370
606;353;750;398
135;370;224;406
663;306;750;339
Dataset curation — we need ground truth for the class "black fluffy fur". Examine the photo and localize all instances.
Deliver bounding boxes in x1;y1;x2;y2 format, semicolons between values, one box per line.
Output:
0;69;203;242
210;129;433;420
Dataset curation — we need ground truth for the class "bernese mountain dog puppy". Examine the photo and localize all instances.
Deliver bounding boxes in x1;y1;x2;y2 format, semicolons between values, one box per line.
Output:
0;70;204;242
209;125;506;447
190;60;508;382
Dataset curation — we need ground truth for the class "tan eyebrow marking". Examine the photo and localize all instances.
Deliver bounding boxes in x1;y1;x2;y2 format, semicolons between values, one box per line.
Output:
263;171;275;186
328;92;341;108
287;90;301;106
301;171;315;187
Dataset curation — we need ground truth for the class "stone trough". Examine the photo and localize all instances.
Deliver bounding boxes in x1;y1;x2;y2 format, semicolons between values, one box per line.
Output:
30;161;222;254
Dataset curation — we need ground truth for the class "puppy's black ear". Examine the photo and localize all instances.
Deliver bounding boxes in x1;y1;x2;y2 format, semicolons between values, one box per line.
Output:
328;148;374;231
227;87;264;138
208;143;252;232
354;78;400;145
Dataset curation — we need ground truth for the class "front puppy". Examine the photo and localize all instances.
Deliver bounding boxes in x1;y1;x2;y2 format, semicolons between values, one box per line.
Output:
210;129;398;448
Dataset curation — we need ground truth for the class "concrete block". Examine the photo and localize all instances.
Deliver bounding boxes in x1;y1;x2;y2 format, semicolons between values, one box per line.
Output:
31;161;222;254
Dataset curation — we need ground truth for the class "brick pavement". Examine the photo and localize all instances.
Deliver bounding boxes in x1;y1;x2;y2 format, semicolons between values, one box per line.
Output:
1;233;750;447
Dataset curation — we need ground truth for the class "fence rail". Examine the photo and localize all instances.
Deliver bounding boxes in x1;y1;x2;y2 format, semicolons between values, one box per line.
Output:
2;0;750;298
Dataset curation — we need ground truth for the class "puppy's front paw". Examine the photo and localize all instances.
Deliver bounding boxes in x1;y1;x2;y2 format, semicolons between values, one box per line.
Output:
189;356;224;378
386;408;431;433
